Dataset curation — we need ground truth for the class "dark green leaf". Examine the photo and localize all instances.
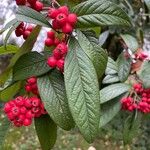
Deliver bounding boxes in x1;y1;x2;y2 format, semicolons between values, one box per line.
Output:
13;52;50;81
123;111;141;145
0;45;19;55
102;74;119;84
0;117;10;148
64;37;100;143
105;57;118;75
77;30;108;79
72;0;131;28
117;52;132;82
16;6;51;27
138;61;150;89
35;115;57;150
37;70;74;130
121;34;138;52
100;83;131;104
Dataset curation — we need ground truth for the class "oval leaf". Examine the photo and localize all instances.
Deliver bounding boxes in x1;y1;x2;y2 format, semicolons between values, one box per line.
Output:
16;6;51;27
100;83;131;104
35;115;57;150
13;52;50;81
37;70;74;130
102;74;119;84
64;37;100;143
72;0;131;28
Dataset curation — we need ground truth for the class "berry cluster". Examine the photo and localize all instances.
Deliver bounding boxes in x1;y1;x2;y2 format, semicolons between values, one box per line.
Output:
48;6;77;33
121;83;150;114
47;43;68;72
4;96;46;127
15;22;34;40
25;77;38;95
16;0;43;12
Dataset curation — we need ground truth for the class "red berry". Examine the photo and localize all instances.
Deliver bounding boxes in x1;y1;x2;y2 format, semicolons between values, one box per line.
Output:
20;106;27;114
52;20;61;29
23;118;32;126
47;56;57;68
53;48;62;60
26;110;34;119
7;112;15;121
16;0;26;5
17;22;24;28
56;43;68;55
18;114;25;121
26;25;34;32
27;77;37;84
48;8;59;19
13;121;22;127
54;38;60;46
47;31;55;39
11;106;20;116
27;0;37;5
56;13;67;25
4;103;12;113
23;30;31;39
33;1;43;12
25;99;32;108
15;96;24;106
25;85;31;92
58;6;69;15
31;97;40;107
62;23;73;33
45;38;54;47
67;13;77;25
56;59;64;72
31;107;40;114
15;28;24;37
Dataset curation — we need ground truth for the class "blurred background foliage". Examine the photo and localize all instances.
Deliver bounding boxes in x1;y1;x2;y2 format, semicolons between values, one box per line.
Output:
0;0;150;149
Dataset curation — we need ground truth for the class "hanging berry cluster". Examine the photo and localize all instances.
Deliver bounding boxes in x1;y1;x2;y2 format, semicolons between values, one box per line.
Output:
15;22;34;40
16;0;43;12
121;83;150;113
4;77;46;127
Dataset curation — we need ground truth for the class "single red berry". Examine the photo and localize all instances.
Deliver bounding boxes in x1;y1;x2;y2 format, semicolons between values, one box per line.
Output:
26;110;34;119
26;25;34;32
20;106;27;114
62;23;73;33
16;0;26;5
58;6;69;15
25;85;31;92
7;112;15;121
54;38;60;46
67;13;77;25
27;0;37;5
56;59;64;72
17;22;24;28
45;38;54;47
47;31;55;39
25;99;32;108
11;106;20;116
15;96;24;106
27;77;37;84
23;30;31;39
23;118;32;126
15;28;24;37
31;107;40;114
53;48;62;60
56;13;67;25
18;114;26;121
56;43;68;55
33;1;43;12
47;56;57;68
52;20;61;29
4;103;12;113
48;8;59;19
31;97;40;107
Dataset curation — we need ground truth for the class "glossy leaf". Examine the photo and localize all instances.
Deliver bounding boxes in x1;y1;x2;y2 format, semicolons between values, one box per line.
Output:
117;52;132;82
16;6;51;27
100;83;131;104
37;71;74;130
102;74;119;84
13;52;50;81
72;0;131;28
121;34;138;52
64;37;100;143
35;115;57;150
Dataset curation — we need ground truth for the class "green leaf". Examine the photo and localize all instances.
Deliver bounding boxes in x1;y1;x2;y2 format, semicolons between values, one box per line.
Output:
102;74;119;84
0;19;18;34
137;61;150;89
72;0;131;28
144;0;150;12
37;70;74;131
35;115;57;150
16;6;51;27
123;111;141;145
105;57;118;75
0;25;41;86
0;81;21;101
99;30;109;46
117;52;132;82
77;30;108;79
100;83;131;104
99;96;122;127
121;34;138;52
0;117;10;148
64;37;100;143
0;45;19;55
13;52;50;81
